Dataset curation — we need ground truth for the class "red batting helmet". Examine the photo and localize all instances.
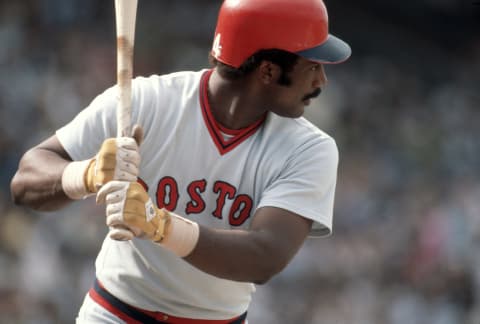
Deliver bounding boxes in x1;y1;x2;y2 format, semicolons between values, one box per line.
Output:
211;0;351;68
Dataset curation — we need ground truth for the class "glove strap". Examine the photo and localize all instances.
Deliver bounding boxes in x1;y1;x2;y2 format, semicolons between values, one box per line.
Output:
61;159;94;199
159;211;200;258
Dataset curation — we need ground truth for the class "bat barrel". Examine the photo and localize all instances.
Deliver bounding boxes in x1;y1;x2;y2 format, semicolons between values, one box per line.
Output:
115;0;138;138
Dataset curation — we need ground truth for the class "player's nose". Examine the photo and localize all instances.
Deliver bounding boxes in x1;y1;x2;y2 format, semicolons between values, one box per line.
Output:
312;64;328;88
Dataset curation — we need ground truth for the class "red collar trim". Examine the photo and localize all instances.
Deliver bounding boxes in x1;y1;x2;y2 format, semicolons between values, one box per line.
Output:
199;70;266;155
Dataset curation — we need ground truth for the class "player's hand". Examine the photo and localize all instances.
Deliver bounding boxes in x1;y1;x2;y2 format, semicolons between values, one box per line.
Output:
85;125;143;193
97;180;200;256
96;180;171;242
62;125;143;199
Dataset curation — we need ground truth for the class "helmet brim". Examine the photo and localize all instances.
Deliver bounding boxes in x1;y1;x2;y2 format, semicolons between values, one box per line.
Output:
296;34;351;64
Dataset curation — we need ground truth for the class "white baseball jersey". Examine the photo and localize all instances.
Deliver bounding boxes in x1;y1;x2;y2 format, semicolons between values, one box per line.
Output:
56;69;338;319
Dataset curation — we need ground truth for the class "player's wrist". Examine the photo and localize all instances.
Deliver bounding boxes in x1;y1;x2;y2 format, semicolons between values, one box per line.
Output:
156;210;200;258
61;159;95;199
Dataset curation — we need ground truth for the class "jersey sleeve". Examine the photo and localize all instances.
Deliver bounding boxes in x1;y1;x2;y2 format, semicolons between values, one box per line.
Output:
257;136;339;237
55;76;155;161
56;86;118;160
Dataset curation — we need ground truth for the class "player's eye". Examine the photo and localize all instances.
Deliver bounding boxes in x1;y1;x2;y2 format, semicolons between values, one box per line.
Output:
310;64;320;71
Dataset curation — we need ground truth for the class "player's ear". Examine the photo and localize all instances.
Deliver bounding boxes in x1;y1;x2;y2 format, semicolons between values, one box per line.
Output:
258;61;281;85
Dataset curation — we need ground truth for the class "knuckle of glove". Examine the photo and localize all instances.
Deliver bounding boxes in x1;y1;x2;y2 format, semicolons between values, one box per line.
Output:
114;169;136;182
117;148;141;168
109;227;135;241
113;149;141;182
106;202;121;216
116;137;139;152
106;214;122;227
116;157;139;175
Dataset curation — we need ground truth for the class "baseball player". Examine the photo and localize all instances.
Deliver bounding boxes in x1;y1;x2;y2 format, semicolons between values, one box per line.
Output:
10;0;351;323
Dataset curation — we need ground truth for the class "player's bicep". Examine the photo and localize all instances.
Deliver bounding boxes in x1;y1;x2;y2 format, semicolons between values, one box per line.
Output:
250;206;313;270
36;135;73;160
11;135;75;210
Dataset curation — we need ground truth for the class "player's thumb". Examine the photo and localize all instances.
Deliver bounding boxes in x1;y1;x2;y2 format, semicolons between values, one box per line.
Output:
131;124;144;146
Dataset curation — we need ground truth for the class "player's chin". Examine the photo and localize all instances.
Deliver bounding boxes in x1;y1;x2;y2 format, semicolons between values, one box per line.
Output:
293;109;305;118
272;103;305;118
288;104;306;118
281;109;305;119
293;102;309;117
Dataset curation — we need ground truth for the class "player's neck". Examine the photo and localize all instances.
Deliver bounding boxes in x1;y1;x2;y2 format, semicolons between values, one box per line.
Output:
208;69;267;130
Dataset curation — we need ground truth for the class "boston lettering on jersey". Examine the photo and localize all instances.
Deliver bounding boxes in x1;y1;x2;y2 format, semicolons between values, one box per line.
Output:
137;177;253;226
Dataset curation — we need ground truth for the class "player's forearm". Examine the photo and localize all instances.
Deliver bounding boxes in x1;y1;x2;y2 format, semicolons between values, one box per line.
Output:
184;226;288;284
11;148;72;211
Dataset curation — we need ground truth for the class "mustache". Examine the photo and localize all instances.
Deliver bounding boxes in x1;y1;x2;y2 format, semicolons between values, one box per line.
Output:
302;88;322;101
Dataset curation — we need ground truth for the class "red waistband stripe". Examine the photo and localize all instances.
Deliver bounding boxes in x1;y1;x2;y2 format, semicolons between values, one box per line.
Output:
89;279;247;324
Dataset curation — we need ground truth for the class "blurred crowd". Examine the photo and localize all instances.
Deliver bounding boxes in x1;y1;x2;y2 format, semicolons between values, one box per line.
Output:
1;1;479;323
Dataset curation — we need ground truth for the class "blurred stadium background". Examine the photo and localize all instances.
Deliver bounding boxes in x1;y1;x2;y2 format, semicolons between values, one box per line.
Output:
0;0;479;323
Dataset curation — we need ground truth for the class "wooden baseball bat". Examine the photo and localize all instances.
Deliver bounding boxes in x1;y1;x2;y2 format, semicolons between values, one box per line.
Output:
111;0;138;240
115;0;138;137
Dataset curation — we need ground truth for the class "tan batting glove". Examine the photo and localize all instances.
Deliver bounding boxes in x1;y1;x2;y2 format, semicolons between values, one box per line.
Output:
97;181;170;242
97;181;200;257
62;125;143;199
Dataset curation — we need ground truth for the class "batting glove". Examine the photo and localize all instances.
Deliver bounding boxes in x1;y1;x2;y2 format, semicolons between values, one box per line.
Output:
97;180;200;257
61;125;143;200
97;181;169;241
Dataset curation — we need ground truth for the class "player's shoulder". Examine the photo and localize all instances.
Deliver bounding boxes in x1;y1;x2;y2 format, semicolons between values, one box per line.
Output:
130;69;208;105
269;114;336;147
133;69;208;89
265;114;339;164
